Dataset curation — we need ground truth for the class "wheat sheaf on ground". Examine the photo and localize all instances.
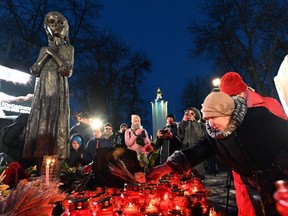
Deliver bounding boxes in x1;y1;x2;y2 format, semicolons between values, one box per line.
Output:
0;177;65;216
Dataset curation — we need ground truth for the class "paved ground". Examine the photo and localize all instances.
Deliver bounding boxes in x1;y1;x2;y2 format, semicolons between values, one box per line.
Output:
203;171;238;216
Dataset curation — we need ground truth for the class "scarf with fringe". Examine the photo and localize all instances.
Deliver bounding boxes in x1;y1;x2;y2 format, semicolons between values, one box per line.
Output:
205;96;247;139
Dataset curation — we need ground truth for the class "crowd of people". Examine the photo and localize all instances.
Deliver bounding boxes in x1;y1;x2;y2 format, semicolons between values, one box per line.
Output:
67;108;218;181
67;113;154;167
0;71;288;215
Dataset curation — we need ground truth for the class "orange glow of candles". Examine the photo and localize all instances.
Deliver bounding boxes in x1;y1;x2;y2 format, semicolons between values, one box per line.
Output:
145;203;159;214
192;186;198;193
123;202;139;215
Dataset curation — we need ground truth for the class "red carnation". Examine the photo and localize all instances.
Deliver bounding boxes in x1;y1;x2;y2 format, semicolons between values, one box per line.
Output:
2;162;31;188
82;163;93;175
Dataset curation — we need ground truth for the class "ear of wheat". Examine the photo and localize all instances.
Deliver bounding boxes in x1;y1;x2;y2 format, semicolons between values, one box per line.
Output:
108;160;136;183
0;177;65;216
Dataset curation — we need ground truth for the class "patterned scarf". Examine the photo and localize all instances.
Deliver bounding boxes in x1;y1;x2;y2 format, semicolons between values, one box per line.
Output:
205;96;247;139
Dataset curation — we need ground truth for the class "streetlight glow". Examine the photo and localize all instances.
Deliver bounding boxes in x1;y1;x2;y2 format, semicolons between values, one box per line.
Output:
212;78;220;87
91;118;103;130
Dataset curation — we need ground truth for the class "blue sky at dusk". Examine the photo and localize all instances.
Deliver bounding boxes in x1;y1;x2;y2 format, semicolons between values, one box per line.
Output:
97;0;212;121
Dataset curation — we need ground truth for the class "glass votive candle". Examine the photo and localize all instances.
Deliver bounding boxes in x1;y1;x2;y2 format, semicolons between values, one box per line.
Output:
145;203;160;214
105;187;116;195
67;197;95;216
110;193;124;211
97;204;114;215
167;209;183;216
122;202;140;215
170;188;188;211
124;183;140;204
178;176;192;191
159;193;171;212
145;213;162;216
274;180;288;216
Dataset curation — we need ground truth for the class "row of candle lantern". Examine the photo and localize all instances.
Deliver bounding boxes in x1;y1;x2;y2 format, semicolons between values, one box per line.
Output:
62;173;218;216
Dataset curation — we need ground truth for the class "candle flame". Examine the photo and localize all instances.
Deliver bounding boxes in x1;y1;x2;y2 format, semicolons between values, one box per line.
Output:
46;158;51;166
128;203;133;207
164;194;168;200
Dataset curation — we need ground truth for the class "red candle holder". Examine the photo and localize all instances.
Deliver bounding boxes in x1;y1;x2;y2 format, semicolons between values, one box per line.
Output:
122;202;140;215
159;193;171;212
124;183;141;205
274;180;288;216
167;209;183;216
66;197;95;216
170;188;188;211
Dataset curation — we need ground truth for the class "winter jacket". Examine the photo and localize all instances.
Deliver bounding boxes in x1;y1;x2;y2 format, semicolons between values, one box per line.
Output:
125;128;152;154
114;131;127;148
177;120;205;149
70;122;94;149
85;138;112;163
65;134;85;167
0;114;28;163
156;123;182;164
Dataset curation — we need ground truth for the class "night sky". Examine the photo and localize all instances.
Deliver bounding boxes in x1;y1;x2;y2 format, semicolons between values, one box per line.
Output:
97;0;212;122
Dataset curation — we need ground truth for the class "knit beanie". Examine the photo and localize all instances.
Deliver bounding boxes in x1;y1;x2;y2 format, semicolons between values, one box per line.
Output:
80;112;92;119
120;123;128;129
131;114;141;123
219;72;248;96
71;135;82;146
201;92;235;120
104;122;113;128
167;113;176;121
190;107;201;121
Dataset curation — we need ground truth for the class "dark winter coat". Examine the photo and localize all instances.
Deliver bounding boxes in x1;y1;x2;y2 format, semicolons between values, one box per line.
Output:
85;138;112;163
155;123;182;164
177;120;205;149
0;114;29;162
114;131;127;148
70;122;94;149
177;107;288;177
65;134;85;167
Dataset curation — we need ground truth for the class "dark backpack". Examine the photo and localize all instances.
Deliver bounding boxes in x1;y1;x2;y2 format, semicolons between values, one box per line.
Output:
131;129;146;147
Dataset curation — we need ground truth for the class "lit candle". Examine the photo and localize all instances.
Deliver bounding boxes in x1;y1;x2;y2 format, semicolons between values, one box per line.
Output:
159;194;169;211
168;206;183;216
209;207;217;216
45;158;51;185
123;203;139;215
192;186;198;193
145;203;158;214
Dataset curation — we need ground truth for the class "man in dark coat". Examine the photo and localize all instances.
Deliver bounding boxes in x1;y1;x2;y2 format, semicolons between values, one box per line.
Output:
70;112;94;149
114;123;128;148
155;113;182;164
85;126;112;164
0;113;32;167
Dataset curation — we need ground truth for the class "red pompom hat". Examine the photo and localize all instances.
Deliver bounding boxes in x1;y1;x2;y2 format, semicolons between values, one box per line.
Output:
219;72;248;96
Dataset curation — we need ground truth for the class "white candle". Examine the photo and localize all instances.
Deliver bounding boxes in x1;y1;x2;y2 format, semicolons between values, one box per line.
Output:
45;158;51;185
